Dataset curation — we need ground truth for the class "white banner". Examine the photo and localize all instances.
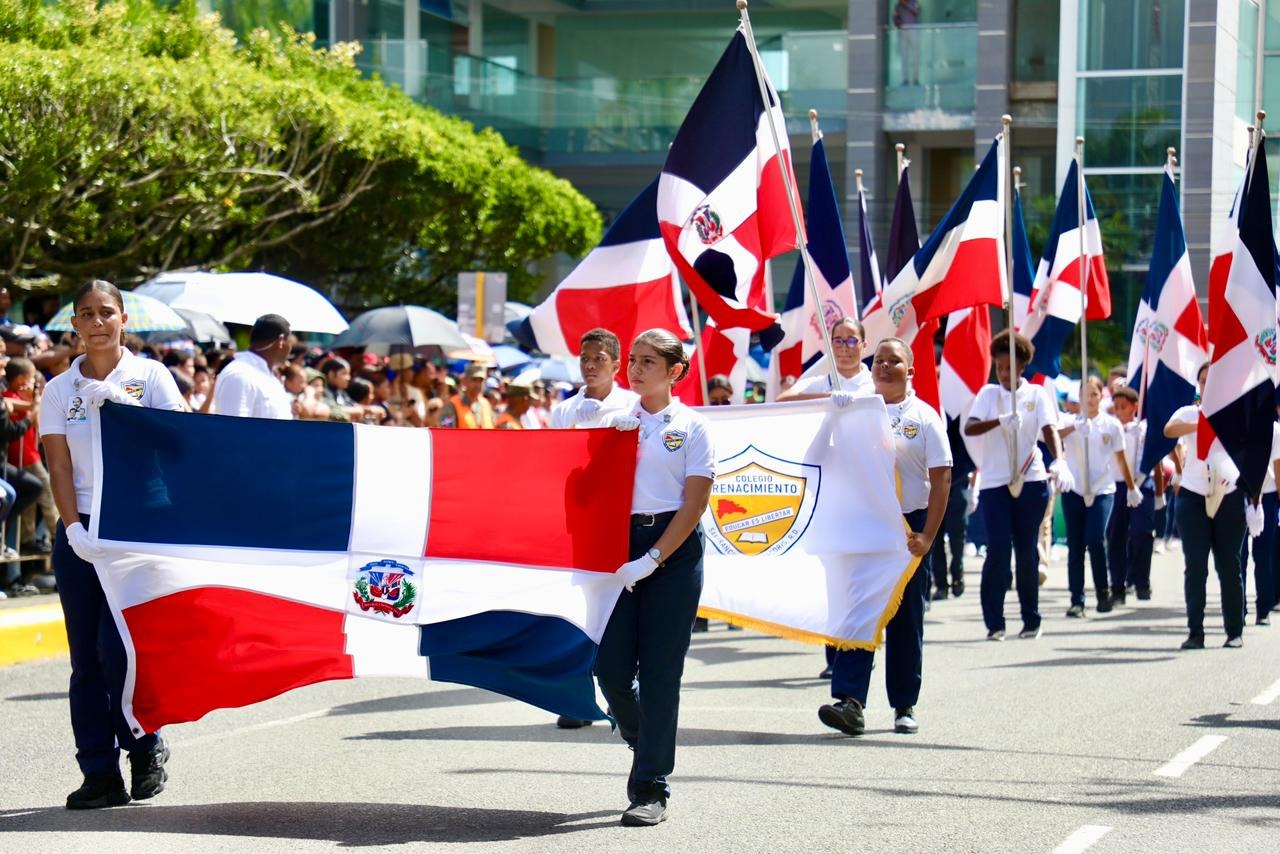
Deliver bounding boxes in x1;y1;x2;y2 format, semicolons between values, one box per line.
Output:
698;397;917;650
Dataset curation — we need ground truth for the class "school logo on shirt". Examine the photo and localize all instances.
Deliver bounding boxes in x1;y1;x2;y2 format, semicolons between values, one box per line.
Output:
900;422;919;440
350;559;417;620
122;379;146;401
663;430;687;451
703;444;820;557
67;397;87;423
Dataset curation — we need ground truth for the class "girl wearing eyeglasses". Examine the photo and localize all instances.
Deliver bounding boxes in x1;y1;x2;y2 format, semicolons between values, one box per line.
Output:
777;317;874;403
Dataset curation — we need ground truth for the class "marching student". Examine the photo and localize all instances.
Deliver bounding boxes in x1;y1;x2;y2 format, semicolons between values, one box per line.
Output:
594;328;715;827
1057;376;1141;617
548;328;639;429
777;316;874;401
1238;414;1280;625
964;333;1073;640
1163;363;1245;649
819;338;951;737
40;280;185;809
1107;386;1163;601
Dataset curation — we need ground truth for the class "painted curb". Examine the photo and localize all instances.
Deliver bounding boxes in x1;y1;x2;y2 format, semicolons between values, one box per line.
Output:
0;603;68;666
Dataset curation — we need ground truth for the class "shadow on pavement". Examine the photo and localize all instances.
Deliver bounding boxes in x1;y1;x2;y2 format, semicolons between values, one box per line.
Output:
1186;712;1280;732
324;688;510;717
985;654;1179;669
4;692;63;702
682;676;825;692
0;802;618;845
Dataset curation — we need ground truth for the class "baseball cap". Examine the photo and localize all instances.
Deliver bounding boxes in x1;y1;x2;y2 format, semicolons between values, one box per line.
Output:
463;363;487;379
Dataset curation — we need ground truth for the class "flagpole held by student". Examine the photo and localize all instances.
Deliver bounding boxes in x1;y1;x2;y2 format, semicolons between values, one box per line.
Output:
40;279;185;809
594;329;715;827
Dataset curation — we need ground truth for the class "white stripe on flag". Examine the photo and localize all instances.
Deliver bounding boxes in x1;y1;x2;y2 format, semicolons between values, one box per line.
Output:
344;613;430;678
352;424;433;557
555;240;676;291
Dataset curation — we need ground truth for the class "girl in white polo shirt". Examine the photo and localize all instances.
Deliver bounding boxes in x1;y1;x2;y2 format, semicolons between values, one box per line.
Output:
777;316;875;402
594;328;715;828
40;280;184;810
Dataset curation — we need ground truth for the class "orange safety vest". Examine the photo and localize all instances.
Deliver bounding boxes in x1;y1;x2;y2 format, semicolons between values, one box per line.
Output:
495;411;522;430
450;393;494;429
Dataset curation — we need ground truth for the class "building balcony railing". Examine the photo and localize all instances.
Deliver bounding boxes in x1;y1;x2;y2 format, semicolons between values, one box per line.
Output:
352;31;849;156
883;23;977;127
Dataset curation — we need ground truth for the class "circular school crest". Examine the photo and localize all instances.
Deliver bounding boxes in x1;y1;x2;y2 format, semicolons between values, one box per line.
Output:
703;445;821;557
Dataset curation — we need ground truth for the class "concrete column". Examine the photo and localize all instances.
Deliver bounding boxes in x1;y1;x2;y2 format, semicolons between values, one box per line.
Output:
846;0;888;275
468;0;484;56
404;0;421;98
975;0;1013;155
1055;0;1080;187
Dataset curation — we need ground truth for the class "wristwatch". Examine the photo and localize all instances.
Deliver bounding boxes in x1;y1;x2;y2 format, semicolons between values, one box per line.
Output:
647;547;662;566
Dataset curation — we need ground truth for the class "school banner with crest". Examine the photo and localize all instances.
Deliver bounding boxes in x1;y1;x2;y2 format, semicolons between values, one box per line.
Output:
698;397;917;650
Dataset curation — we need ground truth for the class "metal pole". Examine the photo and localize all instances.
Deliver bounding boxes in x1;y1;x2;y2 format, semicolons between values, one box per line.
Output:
1002;115;1022;497
737;0;841;391
1076;135;1093;506
855;168;864;196
896;142;905;181
685;278;711;405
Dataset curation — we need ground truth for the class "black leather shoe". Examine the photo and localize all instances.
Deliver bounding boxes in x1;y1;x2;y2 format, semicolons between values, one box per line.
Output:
1136;587;1152;600
931;588;948;601
621;797;668;827
818;698;865;736
556;716;593;729
1096;594;1113;613
66;773;130;810
128;738;169;800
1110;588;1126;606
1179;635;1205;650
1065;604;1085;618
951;577;965;597
817;665;833;679
692;617;709;632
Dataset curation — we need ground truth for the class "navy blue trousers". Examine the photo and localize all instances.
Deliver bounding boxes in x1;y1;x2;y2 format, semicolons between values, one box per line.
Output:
595;515;703;803
1238;492;1278;618
1107;479;1156;592
979;481;1049;632
53;517;158;776
1061;491;1115;607
831;509;928;709
930;479;968;591
1177;491;1246;640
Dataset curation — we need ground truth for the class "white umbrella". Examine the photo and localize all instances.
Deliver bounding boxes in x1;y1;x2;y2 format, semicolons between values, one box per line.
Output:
137;272;348;334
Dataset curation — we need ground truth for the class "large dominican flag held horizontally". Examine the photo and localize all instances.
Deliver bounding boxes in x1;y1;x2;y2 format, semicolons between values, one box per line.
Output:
514;177;691;361
862;138;1006;350
89;404;637;733
659;29;800;342
1018;160;1111;377
1130;169;1209;474
1199;146;1278;495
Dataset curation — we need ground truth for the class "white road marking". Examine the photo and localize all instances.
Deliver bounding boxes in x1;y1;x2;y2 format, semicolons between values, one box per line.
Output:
1051;824;1112;854
174;708;330;747
1250;677;1280;705
1153;735;1228;778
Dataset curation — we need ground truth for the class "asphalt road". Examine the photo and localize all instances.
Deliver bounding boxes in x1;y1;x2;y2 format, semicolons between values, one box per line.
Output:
1;543;1277;853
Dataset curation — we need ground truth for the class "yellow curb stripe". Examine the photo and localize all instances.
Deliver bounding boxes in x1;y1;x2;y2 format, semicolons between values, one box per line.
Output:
0;606;68;667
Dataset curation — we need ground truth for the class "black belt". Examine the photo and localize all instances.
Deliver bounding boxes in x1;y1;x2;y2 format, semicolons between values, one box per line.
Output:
631;511;677;528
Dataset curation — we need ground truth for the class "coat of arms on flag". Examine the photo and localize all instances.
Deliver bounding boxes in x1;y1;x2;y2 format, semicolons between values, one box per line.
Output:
350;559;417;620
705;445;820;556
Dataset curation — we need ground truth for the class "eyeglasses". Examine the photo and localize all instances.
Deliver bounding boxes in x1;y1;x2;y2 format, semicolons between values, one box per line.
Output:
831;336;861;348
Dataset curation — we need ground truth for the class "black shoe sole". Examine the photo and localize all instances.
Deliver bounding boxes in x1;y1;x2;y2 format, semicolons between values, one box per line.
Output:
556;718;593;729
818;706;864;736
67;790;130;810
130;743;170;800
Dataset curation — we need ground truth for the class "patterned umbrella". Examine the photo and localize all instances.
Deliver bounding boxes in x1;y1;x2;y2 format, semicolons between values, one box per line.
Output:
45;291;190;334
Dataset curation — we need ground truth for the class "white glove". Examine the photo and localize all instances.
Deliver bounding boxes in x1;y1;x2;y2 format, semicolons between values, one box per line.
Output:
998;411;1022;431
576;398;602;423
65;521;106;562
77;379;139;408
1154;493;1166;510
1049;458;1075;495
1247;503;1264;538
1170;472;1181;489
1074;415;1091;437
610;414;640;431
830;390;857;408
966;487;979;516
616;554;659;591
1126;487;1143;509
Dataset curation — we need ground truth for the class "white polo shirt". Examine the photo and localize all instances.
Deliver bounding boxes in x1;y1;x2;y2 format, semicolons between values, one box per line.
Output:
549;385;639;429
967;380;1058;488
1262;422;1280;494
630;400;716;514
1061;411;1124;496
211;351;293;420
1112;418;1148;484
787;368;873;397
41;351;185;513
1165;405;1238;496
886;393;952;513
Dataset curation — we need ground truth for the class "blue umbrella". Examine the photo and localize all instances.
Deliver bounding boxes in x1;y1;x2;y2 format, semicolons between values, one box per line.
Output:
491;345;532;371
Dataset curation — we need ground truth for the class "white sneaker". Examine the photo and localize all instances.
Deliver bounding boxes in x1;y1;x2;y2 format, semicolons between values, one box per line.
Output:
894;708;919;734
964;543;978;558
0;589;7;600
0;546;18;560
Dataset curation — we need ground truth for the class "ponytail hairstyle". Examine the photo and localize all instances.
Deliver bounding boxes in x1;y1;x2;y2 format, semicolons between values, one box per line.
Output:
633;328;690;383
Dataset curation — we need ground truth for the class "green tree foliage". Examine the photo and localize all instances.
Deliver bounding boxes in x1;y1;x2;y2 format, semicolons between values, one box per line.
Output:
0;0;602;308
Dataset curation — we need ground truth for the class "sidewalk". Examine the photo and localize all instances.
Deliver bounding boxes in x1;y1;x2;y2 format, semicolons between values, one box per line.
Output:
0;594;66;666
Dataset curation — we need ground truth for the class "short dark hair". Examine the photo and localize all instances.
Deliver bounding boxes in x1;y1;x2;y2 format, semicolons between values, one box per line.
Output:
161;351;187;368
72;279;124;312
708;374;733;393
282;364;305;382
4;358;35;383
249;314;291;348
320;357;349;376
1112;386;1139;404
348;376;373;404
990;331;1034;365
580;328;621;362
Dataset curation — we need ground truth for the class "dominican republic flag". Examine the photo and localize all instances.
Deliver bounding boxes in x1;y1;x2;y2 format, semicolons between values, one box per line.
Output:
862;137;1006;352
1018;159;1111;378
658;29;800;344
939;306;992;418
676;320;751;405
771;266;807;386
1199;143;1278;495
513;177;692;366
89;404;636;733
1008;183;1048;380
884;163;940;414
1130;169;1209;474
856;178;882;315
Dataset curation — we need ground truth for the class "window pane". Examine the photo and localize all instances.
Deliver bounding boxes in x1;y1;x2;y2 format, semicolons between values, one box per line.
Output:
1079;75;1182;168
1086;172;1164;269
1264;56;1280;121
1266;0;1280;51
1014;0;1060;82
1082;0;1185;70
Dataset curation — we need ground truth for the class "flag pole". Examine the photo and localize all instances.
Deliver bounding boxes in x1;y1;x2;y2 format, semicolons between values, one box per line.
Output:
1075;135;1093;506
1002;114;1023;497
738;0;841;391
896;143;906;181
